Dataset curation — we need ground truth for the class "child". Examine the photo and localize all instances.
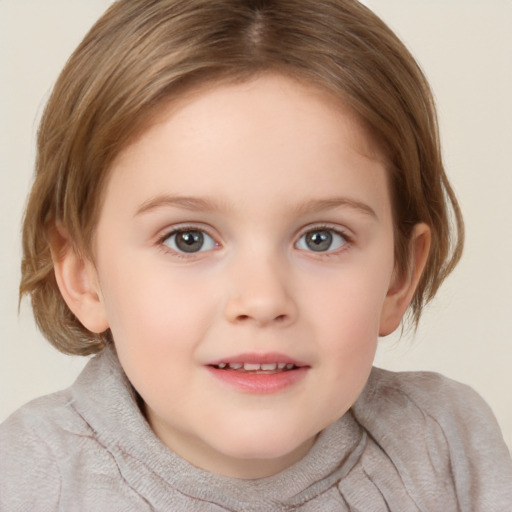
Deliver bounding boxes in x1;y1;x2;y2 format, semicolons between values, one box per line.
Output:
1;0;511;510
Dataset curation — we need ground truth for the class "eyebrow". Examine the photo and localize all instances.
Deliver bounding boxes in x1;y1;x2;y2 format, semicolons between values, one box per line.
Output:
135;195;223;216
135;194;377;219
294;197;378;219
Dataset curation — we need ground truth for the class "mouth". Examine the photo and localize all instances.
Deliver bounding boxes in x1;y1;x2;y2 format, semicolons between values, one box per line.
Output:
205;354;309;394
209;362;300;373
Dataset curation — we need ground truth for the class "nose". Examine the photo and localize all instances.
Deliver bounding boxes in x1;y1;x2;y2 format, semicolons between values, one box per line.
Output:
223;252;298;327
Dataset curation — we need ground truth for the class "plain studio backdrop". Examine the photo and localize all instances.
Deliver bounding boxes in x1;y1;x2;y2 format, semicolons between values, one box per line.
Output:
1;1;511;452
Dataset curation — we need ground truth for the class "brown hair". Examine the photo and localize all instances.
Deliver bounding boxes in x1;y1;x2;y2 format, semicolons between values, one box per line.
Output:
20;0;464;355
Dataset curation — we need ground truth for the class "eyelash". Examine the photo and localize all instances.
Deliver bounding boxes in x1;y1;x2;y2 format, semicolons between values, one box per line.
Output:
157;225;219;259
156;224;352;258
296;224;352;256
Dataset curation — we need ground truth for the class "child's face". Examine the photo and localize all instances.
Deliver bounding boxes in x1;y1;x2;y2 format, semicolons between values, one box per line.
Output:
89;74;401;478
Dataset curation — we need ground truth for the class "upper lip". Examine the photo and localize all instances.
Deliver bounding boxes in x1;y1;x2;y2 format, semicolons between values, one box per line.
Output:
206;352;309;367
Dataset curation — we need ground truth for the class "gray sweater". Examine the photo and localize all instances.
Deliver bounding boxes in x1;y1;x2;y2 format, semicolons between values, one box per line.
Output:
1;346;511;511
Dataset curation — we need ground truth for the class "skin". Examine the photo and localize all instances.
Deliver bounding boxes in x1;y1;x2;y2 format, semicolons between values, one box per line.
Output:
54;74;430;479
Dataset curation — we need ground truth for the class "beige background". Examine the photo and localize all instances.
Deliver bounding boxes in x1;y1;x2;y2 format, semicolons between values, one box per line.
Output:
1;1;511;451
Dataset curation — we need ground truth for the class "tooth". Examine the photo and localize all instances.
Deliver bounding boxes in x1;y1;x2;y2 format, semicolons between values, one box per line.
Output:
243;363;261;371
277;363;286;369
285;363;295;370
217;363;227;369
229;363;243;370
261;363;277;371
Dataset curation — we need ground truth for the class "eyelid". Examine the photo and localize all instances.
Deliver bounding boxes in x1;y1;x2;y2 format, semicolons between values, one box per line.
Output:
154;222;352;256
294;224;352;252
157;224;220;255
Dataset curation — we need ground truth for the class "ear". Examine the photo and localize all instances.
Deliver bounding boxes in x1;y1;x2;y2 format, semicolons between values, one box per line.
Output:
379;223;431;336
50;224;109;334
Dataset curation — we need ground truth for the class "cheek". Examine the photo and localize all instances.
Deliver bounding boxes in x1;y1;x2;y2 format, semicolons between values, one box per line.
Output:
97;261;224;406
104;279;203;347
303;264;391;387
308;265;391;339
319;302;378;385
98;266;209;406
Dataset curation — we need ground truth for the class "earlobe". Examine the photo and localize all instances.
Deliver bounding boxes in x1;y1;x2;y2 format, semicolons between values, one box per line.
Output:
50;224;109;334
379;223;431;336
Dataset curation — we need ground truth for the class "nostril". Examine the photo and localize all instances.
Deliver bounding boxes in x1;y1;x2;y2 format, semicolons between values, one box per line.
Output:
234;313;287;323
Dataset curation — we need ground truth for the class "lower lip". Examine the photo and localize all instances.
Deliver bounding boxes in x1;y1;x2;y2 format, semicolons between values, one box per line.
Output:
206;367;309;394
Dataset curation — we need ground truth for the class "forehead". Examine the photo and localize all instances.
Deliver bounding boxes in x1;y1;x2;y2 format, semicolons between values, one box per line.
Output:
102;73;390;220
119;72;385;163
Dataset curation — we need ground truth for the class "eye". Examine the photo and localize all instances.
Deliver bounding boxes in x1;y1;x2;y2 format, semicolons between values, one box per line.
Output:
296;228;347;253
162;229;217;253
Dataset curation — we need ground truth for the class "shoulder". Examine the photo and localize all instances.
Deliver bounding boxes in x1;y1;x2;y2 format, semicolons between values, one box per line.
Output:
0;385;123;511
357;367;489;422
0;351;154;511
0;384;97;448
354;367;510;457
0;389;87;511
352;368;512;510
352;368;494;463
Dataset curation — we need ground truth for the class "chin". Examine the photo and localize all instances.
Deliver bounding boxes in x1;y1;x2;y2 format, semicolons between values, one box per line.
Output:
214;426;314;462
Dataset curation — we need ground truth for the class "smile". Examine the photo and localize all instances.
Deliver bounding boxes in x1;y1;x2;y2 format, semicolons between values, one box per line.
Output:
212;362;298;372
206;354;309;394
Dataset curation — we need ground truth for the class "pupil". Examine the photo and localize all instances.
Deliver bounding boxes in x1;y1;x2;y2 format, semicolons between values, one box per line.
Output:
176;231;204;252
306;230;332;252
